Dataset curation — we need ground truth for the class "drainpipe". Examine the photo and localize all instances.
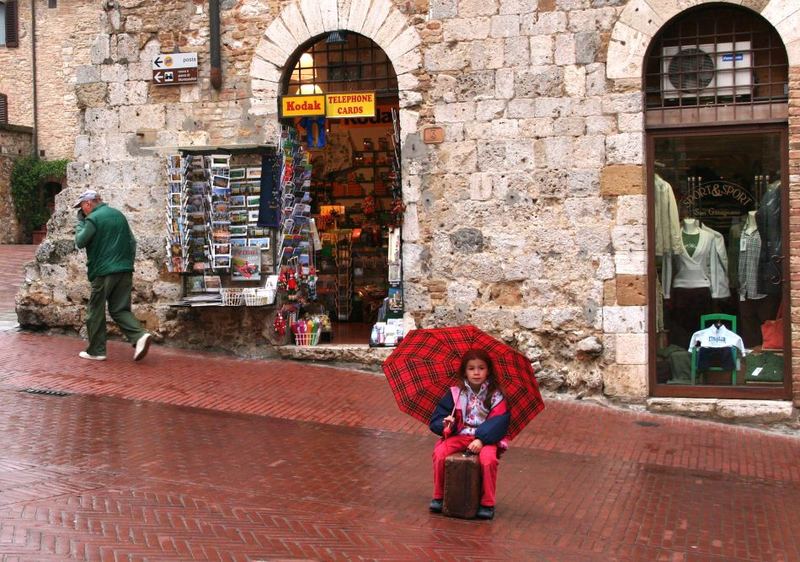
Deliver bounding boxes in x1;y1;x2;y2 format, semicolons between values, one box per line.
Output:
30;0;38;157
209;0;222;90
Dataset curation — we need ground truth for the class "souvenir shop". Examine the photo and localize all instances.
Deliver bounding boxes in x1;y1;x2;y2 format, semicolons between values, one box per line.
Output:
164;32;404;348
646;5;790;398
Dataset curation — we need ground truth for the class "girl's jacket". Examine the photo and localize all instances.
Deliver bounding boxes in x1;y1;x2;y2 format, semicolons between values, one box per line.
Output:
429;386;510;445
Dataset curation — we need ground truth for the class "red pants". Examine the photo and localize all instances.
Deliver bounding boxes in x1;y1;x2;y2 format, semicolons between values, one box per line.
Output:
432;435;499;507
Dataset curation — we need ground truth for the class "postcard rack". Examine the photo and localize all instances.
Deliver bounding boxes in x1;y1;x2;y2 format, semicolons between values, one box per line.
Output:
165;154;211;274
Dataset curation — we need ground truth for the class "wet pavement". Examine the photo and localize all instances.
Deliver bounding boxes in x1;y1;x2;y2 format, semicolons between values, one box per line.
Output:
0;244;799;561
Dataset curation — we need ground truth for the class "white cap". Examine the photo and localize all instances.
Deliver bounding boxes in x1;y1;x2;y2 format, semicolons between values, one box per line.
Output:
73;190;99;208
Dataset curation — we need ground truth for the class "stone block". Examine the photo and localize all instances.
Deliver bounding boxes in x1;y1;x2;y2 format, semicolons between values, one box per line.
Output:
604;278;616;304
470;38;505;70
76;65;101;85
119;105;166;133
607;132;643;165
612;225;645;252
374;10;407;49
402;243;426;280
616;195;645;225
361;0;393;38
515;66;563;97
490;14;519;38
715;400;795;424
443;18;491;41
495;68;515;99
646;398;718;417
75;82;108;109
434;101;475;122
615;274;646;306
90;35;110;65
529;35;554;65
100;64;128;83
457;70;496;101
280;2;311;45
615;333;647;364
84;107;119;134
554;34;576;66
425;43;469;71
504;36;529;67
575;31;599;64
564;65;586;97
113;34;139;63
600;165;644;196
615;251;646;275
603;305;645;333
458;0;499;17
516;307;543;329
430;0;458;19
603;363;647;399
522;11;567;35
298;0;325;36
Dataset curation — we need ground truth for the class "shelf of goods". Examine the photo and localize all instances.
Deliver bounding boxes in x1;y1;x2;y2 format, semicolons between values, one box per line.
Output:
335;231;353;321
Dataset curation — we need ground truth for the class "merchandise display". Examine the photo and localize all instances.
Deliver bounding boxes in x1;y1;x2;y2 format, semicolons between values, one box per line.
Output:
653;132;786;389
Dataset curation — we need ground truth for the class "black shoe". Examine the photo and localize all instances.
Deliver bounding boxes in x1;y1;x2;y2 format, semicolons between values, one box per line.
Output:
476;505;495;520
429;498;443;513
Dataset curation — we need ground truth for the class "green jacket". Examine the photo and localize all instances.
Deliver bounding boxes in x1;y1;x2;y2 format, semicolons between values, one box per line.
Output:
75;203;137;281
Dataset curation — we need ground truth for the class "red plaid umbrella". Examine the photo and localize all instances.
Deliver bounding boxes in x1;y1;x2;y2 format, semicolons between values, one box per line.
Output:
382;325;544;440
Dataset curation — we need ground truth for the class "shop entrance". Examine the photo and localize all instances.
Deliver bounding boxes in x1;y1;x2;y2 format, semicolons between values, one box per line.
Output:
277;32;402;346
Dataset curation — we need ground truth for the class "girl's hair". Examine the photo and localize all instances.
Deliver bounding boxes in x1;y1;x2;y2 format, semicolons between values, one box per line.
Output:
458;348;503;410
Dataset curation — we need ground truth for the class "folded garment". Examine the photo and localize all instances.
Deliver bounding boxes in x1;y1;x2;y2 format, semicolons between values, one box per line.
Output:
697;346;736;371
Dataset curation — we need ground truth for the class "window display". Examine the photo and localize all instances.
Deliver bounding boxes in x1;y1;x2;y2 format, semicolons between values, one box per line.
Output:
654;131;785;387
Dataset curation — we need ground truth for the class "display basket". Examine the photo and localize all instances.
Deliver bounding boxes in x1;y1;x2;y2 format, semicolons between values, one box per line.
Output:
243;288;276;306
294;331;321;346
220;287;244;306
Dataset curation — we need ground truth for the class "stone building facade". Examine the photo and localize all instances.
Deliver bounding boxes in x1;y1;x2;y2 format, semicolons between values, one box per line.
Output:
8;0;800;417
0;125;33;243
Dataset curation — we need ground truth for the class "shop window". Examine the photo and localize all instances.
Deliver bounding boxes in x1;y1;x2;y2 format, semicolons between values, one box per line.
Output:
645;5;788;127
648;6;789;398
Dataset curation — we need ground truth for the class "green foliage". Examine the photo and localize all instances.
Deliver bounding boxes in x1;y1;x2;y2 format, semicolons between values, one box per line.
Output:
10;157;67;240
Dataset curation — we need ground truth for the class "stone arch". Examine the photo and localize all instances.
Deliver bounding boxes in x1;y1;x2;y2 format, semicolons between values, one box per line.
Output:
249;0;423;130
607;0;800;81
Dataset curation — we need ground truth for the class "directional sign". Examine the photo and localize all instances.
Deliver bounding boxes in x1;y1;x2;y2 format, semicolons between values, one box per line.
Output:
152;52;198;86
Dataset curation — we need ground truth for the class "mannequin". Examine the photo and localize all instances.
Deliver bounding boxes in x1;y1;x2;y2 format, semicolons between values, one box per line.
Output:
664;217;730;348
743;210;757;234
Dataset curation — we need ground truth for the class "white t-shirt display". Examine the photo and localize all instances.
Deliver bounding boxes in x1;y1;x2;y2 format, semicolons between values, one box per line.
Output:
688;324;746;355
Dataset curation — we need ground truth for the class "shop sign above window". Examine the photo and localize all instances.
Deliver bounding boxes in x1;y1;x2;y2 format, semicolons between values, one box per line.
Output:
278;92;375;119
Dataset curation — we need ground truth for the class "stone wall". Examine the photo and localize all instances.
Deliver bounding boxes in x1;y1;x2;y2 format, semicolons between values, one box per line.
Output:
11;0;800;405
0;125;33;243
0;1;33;127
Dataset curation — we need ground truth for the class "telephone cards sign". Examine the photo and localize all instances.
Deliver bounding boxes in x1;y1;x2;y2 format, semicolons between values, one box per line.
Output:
279;92;375;119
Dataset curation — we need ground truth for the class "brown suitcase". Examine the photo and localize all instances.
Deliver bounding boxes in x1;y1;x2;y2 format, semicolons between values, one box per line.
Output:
442;452;481;519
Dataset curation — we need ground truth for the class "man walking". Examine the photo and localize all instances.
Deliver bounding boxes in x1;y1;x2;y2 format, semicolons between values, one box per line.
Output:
74;190;152;361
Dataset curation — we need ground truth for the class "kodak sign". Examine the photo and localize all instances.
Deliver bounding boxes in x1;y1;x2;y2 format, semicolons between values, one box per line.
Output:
280;94;325;118
325;92;375;119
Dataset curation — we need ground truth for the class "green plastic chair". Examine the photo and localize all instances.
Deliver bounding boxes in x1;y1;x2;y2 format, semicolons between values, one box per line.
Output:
690;313;738;385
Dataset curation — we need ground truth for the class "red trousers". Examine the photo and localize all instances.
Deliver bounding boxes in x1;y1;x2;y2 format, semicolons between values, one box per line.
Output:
432;435;499;507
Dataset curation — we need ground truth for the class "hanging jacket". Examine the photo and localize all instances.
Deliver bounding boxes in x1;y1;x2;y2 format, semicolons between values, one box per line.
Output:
654;174;684;257
663;225;730;299
756;184;781;296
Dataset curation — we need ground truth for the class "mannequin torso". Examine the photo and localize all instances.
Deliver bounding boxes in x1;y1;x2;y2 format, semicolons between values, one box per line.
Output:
743;211;757;234
682;218;701;256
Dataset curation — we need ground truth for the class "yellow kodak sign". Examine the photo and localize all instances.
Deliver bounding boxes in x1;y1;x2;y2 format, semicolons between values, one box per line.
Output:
280;94;325;118
325;92;375;119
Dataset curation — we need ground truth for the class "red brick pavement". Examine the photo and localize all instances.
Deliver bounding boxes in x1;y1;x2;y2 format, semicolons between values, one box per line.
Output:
0;332;798;560
0;243;799;560
0;245;36;312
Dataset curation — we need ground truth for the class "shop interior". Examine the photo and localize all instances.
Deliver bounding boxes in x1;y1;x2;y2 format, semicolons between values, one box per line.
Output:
654;131;785;387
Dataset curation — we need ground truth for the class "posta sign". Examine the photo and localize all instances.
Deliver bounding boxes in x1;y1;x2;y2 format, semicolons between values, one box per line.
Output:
280;95;326;117
278;92;376;119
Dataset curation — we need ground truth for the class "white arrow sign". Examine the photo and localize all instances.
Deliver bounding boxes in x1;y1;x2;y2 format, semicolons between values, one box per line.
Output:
152;52;198;71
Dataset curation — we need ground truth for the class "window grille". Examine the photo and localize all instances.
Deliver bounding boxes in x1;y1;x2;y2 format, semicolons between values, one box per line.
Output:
645;6;788;127
0;93;7;125
283;32;398;98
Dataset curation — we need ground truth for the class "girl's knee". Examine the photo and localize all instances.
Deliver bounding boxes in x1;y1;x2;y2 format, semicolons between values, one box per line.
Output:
479;447;498;466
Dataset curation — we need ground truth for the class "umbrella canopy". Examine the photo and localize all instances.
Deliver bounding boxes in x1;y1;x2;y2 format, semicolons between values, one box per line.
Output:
382;325;544;440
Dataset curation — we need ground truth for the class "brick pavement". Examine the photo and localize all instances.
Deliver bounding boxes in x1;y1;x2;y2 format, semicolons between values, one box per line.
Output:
0;245;800;560
0;332;798;561
0;245;35;315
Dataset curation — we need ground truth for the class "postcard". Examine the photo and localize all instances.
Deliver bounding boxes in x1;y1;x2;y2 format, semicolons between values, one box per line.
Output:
230;237;248;247
248;210;260;223
247;195;261;208
230;225;248;237
230;195;246;208
231;246;261;281
229;167;246;180
213;255;231;269
246;167;262;179
248;237;270;249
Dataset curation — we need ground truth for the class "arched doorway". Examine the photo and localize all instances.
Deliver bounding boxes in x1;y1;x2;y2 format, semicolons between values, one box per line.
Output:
278;32;402;345
645;4;791;398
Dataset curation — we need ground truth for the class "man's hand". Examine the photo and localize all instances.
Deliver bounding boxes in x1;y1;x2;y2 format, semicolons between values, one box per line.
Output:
77;208;86;221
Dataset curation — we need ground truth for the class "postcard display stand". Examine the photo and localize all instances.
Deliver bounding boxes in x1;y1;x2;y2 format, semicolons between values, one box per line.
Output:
165;154;211;274
165;152;271;305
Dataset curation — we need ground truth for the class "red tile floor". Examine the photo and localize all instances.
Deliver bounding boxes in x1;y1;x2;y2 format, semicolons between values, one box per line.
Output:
0;244;799;560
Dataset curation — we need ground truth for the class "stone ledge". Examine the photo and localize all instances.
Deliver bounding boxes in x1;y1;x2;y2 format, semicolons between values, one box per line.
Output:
647;398;797;425
275;344;393;372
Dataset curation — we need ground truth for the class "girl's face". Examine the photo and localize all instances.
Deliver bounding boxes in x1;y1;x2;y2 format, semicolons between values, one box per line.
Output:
465;358;489;390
